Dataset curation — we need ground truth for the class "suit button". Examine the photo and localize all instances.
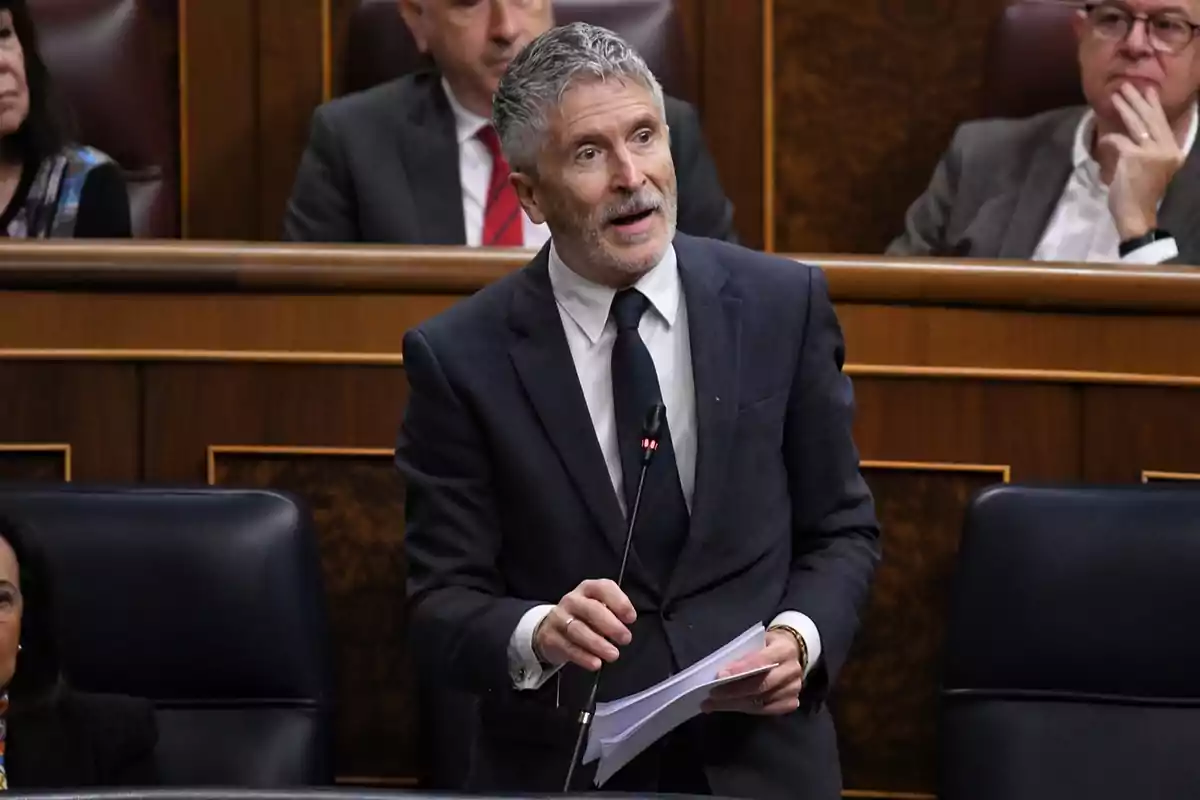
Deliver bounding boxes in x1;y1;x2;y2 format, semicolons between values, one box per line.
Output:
661;606;675;622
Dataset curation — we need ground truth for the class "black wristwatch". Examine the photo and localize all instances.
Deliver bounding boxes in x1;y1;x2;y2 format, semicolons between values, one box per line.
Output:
1118;228;1173;257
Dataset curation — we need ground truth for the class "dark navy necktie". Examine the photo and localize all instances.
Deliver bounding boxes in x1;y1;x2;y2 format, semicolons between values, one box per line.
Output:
609;288;689;586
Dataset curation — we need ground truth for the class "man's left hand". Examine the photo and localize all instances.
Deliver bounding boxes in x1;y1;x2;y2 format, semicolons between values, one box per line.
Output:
701;629;805;715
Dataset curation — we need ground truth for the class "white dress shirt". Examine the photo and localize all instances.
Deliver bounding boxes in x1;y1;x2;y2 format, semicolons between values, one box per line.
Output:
442;80;550;250
1032;103;1197;265
506;242;822;690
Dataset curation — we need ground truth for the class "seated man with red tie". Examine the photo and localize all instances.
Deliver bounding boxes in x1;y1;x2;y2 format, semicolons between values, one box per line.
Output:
281;0;736;246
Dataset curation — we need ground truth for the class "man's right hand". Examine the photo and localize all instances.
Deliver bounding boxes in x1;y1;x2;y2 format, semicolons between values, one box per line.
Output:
533;579;637;671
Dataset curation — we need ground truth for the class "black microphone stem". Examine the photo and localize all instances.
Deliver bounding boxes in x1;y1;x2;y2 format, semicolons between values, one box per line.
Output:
562;454;652;792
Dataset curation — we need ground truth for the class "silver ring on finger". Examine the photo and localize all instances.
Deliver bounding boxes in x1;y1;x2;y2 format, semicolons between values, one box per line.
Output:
564;616;576;634
1139;130;1151;141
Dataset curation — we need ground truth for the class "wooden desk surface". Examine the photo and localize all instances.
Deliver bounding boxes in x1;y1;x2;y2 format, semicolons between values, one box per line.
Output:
1;242;1197;797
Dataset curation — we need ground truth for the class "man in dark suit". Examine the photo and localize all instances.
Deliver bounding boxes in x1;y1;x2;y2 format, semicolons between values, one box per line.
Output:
283;0;735;245
889;0;1200;265
396;22;880;798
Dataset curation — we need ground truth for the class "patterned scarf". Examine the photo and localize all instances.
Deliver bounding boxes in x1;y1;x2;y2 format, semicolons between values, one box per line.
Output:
0;691;8;790
5;146;113;239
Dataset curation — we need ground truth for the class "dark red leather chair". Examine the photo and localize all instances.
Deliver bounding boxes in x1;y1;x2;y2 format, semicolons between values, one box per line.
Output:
341;0;693;103
983;1;1085;118
29;0;179;237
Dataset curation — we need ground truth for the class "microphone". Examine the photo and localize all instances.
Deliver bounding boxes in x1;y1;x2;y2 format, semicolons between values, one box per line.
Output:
563;402;666;792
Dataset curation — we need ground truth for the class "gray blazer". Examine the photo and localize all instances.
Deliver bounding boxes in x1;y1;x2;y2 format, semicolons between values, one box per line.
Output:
887;106;1200;264
283;71;737;244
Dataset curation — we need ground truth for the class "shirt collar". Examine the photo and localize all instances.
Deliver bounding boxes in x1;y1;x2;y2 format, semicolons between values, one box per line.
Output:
442;78;489;145
547;243;681;345
1073;100;1200;171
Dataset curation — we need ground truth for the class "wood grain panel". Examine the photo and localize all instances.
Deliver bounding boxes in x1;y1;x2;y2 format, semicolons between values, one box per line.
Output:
257;0;327;240
0;363;138;482
143;363;407;481
210;448;414;781
180;0;258;239
852;378;1081;480
330;0;359;97
772;0;1008;253
0;445;70;482
835;464;1005;796
1083;386;1200;483
703;0;765;249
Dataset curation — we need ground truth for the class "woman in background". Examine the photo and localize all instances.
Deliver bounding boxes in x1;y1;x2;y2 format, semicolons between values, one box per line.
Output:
0;513;157;787
0;0;130;237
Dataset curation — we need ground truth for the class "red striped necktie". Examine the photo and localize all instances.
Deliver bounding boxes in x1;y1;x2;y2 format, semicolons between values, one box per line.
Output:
475;125;524;247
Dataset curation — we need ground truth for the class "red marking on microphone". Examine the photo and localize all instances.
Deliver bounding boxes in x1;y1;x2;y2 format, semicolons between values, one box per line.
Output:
641;438;659;451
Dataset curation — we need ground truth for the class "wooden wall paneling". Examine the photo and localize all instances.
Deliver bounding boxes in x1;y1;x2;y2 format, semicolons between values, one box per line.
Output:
1082;386;1200;483
143;362;414;782
836;462;1008;798
771;0;1009;253
257;0;328;240
330;0;359;97
851;377;1082;481
208;446;415;784
179;0;259;239
0;444;71;483
700;0;765;250
836;306;1200;379
0;363;139;482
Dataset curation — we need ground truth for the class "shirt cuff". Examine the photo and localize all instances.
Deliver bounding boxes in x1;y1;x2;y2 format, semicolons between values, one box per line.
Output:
507;604;562;690
769;611;822;678
1120;236;1178;265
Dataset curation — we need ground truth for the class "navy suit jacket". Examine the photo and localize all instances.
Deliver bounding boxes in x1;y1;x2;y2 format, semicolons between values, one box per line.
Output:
396;234;880;798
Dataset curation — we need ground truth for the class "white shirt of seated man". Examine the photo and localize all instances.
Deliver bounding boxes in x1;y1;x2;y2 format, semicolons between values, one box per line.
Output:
1033;100;1197;265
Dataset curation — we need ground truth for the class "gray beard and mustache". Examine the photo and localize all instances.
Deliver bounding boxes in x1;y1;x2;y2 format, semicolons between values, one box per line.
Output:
570;186;679;276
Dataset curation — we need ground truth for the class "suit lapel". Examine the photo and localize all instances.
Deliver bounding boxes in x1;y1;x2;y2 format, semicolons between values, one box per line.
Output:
508;250;634;566
398;74;468;245
666;236;741;599
997;110;1080;259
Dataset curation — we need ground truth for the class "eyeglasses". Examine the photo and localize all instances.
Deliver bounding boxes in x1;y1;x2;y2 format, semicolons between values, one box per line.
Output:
1084;2;1200;54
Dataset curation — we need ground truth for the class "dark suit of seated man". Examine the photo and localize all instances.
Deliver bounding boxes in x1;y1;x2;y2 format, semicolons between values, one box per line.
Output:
396;22;880;799
283;0;735;245
888;0;1200;266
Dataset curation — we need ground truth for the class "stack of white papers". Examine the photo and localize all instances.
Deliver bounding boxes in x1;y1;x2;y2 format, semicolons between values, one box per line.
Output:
582;623;774;786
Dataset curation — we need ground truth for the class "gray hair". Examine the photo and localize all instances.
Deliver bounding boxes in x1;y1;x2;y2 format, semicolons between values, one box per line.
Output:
492;22;665;174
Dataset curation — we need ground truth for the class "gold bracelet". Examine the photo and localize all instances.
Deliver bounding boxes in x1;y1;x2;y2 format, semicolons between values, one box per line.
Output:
768;624;809;673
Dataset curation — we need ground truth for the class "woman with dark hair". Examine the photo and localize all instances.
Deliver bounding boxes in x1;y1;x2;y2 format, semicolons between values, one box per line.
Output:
0;0;130;238
0;513;157;787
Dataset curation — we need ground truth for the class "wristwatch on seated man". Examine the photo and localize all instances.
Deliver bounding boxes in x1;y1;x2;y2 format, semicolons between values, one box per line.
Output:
1119;228;1173;258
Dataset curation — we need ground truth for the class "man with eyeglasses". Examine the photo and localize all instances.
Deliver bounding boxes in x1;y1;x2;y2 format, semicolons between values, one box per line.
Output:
889;0;1200;265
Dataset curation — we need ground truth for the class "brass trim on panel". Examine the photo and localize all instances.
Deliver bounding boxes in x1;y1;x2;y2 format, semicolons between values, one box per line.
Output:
1142;470;1200;482
0;443;72;481
762;0;775;253
177;0;190;238
320;0;333;102
0;349;406;365
206;444;395;485
845;364;1200;388
6;350;1200;390
861;459;1011;483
